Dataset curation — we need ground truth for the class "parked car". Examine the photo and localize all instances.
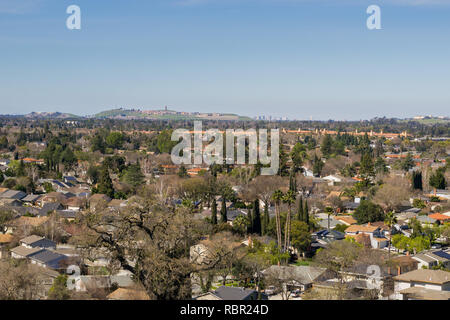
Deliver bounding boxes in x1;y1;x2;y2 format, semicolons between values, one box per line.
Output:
291;289;301;297
431;243;442;249
265;286;276;295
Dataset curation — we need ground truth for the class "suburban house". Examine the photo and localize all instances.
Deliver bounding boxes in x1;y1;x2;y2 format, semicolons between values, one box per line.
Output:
389;255;419;276
342;202;359;213
412;250;450;269
0;234;14;259
190;239;243;266
108;199;128;210
63;176;79;185
322;175;343;186
0;159;10;166
311;229;345;249
196;286;268;300
393;269;450;300
10;246;44;259
345;223;388;249
334;215;357;226
10;235;66;269
39;192;68;206
29;249;67;269
302;166;314;177
312;263;392;299
0;190;27;201
262;265;329;292
107;288;150;300
20;235;56;250
88;194;112;210
74;272;134;292
428;213;450;223
21;194;42;205
64;197;86;211
38;202;64;217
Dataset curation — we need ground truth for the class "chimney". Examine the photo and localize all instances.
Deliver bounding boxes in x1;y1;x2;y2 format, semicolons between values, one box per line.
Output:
406;251;410;256
397;266;401;275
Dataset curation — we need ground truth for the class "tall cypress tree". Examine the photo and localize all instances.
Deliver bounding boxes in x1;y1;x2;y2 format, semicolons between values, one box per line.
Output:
289;170;297;192
252;199;262;235
220;197;227;223
97;166;115;198
211;198;217;225
304;200;309;230
412;171;423;190
263;203;269;235
297;197;304;221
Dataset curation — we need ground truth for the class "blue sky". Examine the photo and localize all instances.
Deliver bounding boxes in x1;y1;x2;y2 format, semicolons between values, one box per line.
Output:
0;0;449;120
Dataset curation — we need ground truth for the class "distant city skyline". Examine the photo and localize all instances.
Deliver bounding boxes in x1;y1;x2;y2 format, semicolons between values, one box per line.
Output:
1;0;450;120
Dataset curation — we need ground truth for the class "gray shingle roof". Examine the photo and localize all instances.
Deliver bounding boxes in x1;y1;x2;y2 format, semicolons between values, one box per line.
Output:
39;202;63;216
213;286;260;300
29;249;66;268
393;269;450;284
20;235;44;245
22;194;42;202
0;190;27;200
11;246;44;257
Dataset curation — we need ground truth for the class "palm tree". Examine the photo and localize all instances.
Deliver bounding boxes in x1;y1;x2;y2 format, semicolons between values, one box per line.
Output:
283;190;296;253
272;190;284;250
384;212;398;260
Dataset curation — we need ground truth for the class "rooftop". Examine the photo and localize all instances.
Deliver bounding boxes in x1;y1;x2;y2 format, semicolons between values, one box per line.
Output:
399;286;450;300
393;269;450;285
20;235;44;245
11;245;44;257
345;224;379;233
212;286;260;300
107;288;150;300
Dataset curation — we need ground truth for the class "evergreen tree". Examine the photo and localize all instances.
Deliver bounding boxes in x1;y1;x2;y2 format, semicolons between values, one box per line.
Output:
48;274;71;300
60;147;77;170
97;166;115;198
321;134;333;158
412;171;423;190
360;152;375;178
178;165;188;178
262;203;269;235
252;199;262;235
297;197;304;221
374;156;388;174
289;170;297;192
220;197;227;223
16;160;26;177
122;163;145;189
278;145;289;176
401;153;415;172
429;168;447;190
304;200;309;229
211;198;217;225
312;153;324;177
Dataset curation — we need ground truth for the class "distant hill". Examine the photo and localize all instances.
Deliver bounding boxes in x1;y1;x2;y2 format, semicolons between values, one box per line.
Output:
24;112;81;119
400;116;450;125
91;108;252;121
0;108;251;121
